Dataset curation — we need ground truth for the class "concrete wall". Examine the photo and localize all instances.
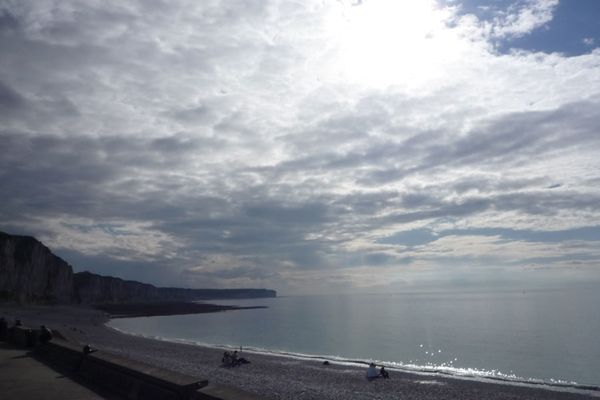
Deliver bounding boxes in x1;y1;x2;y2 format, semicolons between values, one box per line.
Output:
35;339;206;400
31;339;261;400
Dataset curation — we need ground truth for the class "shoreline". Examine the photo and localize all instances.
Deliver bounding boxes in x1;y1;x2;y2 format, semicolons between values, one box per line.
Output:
107;323;600;392
93;301;267;318
106;325;600;396
1;304;598;400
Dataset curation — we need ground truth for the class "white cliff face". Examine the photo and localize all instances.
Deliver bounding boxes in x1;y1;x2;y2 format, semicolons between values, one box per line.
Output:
73;272;276;304
0;232;74;303
1;232;276;305
73;272;161;304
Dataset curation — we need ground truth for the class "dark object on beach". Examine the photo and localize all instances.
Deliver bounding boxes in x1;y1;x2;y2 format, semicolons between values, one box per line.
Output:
222;351;232;366
222;351;236;367
222;350;250;367
380;366;390;379
323;361;330;365
26;328;39;347
0;317;7;341
15;319;22;326
83;344;98;355
39;325;53;343
232;350;251;364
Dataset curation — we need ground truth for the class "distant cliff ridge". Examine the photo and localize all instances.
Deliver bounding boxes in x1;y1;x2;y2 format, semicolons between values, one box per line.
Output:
0;232;276;304
74;271;276;304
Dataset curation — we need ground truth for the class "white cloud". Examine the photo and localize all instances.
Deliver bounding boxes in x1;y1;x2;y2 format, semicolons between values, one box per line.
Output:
28;216;183;262
583;37;595;46
1;0;600;293
481;0;559;39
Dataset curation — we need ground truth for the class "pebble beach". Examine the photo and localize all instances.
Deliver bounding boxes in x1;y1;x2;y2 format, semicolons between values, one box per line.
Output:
1;304;598;400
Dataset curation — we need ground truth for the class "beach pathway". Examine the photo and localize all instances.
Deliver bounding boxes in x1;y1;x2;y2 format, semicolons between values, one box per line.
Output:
0;342;108;399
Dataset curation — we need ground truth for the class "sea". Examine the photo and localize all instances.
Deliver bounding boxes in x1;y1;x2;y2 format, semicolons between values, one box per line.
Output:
108;286;600;393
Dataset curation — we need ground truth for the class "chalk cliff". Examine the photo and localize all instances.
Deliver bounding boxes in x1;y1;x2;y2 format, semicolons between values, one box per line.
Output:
0;232;276;304
0;232;74;303
74;271;276;304
74;271;161;304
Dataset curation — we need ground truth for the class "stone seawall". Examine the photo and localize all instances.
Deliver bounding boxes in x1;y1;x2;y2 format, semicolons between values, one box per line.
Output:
2;327;260;400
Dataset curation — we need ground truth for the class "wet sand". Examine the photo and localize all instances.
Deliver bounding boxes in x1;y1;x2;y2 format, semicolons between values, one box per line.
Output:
1;304;597;400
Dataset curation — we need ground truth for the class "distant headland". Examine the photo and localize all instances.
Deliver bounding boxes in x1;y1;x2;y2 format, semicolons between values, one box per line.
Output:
0;231;276;305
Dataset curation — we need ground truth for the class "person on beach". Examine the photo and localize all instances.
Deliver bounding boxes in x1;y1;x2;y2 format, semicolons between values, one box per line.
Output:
379;366;389;379
223;350;249;367
221;351;249;367
232;350;239;366
366;363;379;381
39;325;53;343
83;344;98;355
222;351;232;366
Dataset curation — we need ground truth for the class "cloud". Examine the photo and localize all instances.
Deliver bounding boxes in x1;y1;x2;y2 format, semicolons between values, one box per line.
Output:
1;0;600;293
487;0;559;39
0;80;25;112
583;37;595;47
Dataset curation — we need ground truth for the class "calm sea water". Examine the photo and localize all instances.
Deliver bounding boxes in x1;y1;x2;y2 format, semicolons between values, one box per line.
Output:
109;287;600;389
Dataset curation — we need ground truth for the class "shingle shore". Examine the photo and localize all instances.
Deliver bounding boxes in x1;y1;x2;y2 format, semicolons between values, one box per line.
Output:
0;305;596;400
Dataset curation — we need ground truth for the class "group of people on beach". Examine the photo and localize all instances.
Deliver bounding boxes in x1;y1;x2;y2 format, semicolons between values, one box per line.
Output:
221;350;250;367
0;317;53;345
366;362;390;380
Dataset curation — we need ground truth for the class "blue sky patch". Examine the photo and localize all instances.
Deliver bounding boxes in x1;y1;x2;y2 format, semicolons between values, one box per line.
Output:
378;228;439;247
449;0;600;56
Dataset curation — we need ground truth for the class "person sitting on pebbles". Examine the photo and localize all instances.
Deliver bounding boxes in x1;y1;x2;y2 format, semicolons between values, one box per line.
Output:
222;351;231;366
39;325;53;343
232;350;251;366
221;350;251;367
366;363;380;381
379;366;390;379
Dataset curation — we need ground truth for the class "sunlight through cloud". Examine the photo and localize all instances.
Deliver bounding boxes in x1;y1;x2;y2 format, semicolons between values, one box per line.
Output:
326;0;462;88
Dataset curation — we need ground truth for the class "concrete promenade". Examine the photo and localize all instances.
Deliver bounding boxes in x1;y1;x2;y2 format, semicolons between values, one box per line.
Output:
0;342;110;399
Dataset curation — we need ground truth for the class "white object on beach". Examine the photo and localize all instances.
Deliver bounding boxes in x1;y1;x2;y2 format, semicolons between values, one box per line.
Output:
366;365;379;379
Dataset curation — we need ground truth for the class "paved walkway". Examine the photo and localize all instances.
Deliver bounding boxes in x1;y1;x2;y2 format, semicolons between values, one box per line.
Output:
0;343;108;399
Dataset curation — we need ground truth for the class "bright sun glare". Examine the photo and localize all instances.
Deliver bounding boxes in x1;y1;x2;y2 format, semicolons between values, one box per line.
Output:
328;0;460;88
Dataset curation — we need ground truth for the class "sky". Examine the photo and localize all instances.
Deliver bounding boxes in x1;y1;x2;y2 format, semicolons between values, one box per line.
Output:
1;0;599;295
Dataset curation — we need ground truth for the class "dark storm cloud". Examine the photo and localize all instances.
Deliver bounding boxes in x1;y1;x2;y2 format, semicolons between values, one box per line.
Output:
0;131;223;221
153;200;340;270
0;80;25;112
0;9;19;32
